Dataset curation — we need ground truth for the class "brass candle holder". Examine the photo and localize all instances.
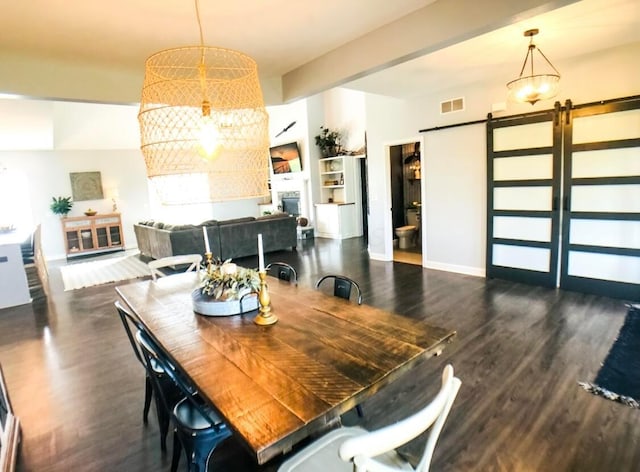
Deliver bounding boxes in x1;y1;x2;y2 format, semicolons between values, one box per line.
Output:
204;252;213;274
253;271;278;325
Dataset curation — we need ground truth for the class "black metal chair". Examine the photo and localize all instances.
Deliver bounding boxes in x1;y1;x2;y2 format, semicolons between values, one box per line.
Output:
315;275;365;417
115;301;180;452
315;275;363;305
21;229;35;264
266;262;298;285
138;326;232;472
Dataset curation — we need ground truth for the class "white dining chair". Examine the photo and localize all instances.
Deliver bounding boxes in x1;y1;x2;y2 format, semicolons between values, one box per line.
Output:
148;254;202;281
278;364;461;472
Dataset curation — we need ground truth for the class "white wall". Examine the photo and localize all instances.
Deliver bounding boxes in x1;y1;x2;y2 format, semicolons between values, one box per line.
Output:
423;125;486;275
0;99;151;260
364;94;413;259
363;41;640;276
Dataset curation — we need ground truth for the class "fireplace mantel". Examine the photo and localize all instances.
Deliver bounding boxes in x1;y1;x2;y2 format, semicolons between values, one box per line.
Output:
268;176;312;222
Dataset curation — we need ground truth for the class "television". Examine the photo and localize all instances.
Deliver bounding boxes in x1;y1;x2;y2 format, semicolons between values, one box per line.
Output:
269;142;302;174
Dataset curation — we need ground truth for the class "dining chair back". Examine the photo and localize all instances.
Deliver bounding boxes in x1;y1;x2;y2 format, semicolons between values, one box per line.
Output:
137;325;231;472
278;364;461;472
21;228;36;264
315;275;362;305
115;301;177;451
148;254;202;281
266;262;298;285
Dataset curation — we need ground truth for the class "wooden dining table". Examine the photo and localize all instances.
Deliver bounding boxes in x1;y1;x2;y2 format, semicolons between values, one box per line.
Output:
115;272;455;465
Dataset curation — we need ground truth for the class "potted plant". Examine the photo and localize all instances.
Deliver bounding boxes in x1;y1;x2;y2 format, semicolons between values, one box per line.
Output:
314;126;341;158
50;196;73;217
192;258;261;316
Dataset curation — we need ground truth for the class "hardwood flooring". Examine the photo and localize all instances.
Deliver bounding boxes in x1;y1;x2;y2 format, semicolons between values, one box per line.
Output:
0;237;638;471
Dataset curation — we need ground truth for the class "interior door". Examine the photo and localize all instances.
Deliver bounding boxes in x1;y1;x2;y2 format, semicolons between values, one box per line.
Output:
560;97;640;300
486;107;562;287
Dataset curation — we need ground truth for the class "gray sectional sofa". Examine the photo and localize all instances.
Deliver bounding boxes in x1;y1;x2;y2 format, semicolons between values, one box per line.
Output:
134;214;297;261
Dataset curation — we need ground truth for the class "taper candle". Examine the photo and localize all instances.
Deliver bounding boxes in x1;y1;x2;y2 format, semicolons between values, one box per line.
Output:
257;233;265;272
203;226;211;253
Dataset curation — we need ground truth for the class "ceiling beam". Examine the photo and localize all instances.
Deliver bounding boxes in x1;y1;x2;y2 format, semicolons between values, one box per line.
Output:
281;0;579;102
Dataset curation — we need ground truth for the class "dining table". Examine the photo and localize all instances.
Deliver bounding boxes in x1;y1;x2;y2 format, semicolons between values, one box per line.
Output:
115;271;456;465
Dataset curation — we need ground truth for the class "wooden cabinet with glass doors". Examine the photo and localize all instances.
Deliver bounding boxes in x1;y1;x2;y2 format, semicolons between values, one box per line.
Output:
61;213;124;258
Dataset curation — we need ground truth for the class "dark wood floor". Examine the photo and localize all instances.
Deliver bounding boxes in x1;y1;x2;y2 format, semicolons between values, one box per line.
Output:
1;237;638;471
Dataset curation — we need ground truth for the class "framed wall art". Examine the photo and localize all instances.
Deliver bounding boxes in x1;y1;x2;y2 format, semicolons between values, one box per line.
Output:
70;171;104;201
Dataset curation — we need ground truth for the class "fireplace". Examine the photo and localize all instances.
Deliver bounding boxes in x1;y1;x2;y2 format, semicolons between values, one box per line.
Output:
270;177;309;223
280;193;300;217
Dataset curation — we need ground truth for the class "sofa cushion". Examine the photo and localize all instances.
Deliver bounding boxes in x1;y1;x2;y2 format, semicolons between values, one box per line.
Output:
199;219;219;226
256;213;288;220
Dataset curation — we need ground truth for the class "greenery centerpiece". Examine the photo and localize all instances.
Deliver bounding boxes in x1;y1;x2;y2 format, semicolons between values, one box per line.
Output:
50;196;73;216
193;258;261;316
314;125;342;157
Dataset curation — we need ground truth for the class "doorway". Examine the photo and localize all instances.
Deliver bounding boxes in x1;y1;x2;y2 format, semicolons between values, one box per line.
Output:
390;141;423;265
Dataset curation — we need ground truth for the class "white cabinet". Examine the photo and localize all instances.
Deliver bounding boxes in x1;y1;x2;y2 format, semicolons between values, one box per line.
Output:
315;155;363;239
315;203;360;239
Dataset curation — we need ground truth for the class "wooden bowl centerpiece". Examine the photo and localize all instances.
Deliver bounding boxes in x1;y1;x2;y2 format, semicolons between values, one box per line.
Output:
192;259;260;316
84;209;98;216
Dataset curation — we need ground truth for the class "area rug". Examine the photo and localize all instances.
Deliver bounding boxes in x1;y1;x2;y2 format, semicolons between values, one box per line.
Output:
60;253;150;291
579;304;640;409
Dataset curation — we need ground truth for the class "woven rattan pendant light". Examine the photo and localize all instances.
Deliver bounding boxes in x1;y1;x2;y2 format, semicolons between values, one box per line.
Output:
138;0;270;203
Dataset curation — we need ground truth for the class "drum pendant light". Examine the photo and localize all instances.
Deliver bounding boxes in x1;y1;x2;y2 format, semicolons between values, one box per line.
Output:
138;0;270;203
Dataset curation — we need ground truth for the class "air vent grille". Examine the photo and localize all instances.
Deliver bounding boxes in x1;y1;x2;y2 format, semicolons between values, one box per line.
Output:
440;97;464;114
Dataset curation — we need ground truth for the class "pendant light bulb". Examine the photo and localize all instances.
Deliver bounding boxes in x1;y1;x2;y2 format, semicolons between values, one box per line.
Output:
198;101;221;159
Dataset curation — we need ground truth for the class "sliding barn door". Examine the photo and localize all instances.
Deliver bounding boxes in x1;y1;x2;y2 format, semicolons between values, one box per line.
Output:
560;97;640;300
486;108;562;287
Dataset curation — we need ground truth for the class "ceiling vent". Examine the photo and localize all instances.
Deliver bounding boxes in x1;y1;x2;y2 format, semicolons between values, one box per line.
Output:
440;97;464;114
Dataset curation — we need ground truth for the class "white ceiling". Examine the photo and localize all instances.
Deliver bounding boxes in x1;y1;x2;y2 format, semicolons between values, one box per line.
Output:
344;0;640;98
0;0;638;101
0;0;436;79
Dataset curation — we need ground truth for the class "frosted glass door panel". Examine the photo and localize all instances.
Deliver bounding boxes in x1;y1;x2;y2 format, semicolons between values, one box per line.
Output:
494;187;552;211
573;148;640;178
573;109;640;144
494;216;551;242
493;121;552;151
570;220;640;249
494;155;553;181
568;252;640;284
493;244;550;272
571;185;640;213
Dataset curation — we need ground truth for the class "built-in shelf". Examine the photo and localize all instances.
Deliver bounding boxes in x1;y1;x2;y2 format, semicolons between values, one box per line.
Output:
315;155;363;239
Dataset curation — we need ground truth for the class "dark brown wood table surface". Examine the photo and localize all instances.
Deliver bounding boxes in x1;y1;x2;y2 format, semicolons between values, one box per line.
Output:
115;272;455;465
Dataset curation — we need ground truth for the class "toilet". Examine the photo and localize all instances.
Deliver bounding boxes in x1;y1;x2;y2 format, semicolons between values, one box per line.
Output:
395;225;416;249
395;208;420;249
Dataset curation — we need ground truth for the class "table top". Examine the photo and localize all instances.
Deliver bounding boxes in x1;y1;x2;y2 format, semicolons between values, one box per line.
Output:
116;272;455;465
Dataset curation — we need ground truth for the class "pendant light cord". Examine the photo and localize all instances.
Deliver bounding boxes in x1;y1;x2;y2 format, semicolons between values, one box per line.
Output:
195;0;209;111
195;0;205;49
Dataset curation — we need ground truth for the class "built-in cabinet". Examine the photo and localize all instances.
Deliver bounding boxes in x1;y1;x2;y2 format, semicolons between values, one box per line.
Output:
62;213;124;258
315;155;363;239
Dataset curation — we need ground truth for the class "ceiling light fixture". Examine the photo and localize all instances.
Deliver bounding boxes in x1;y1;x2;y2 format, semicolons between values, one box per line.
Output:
138;0;270;203
506;29;560;105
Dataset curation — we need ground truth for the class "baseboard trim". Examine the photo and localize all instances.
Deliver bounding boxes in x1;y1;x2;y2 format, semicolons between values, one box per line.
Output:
369;251;391;261
424;261;485;278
